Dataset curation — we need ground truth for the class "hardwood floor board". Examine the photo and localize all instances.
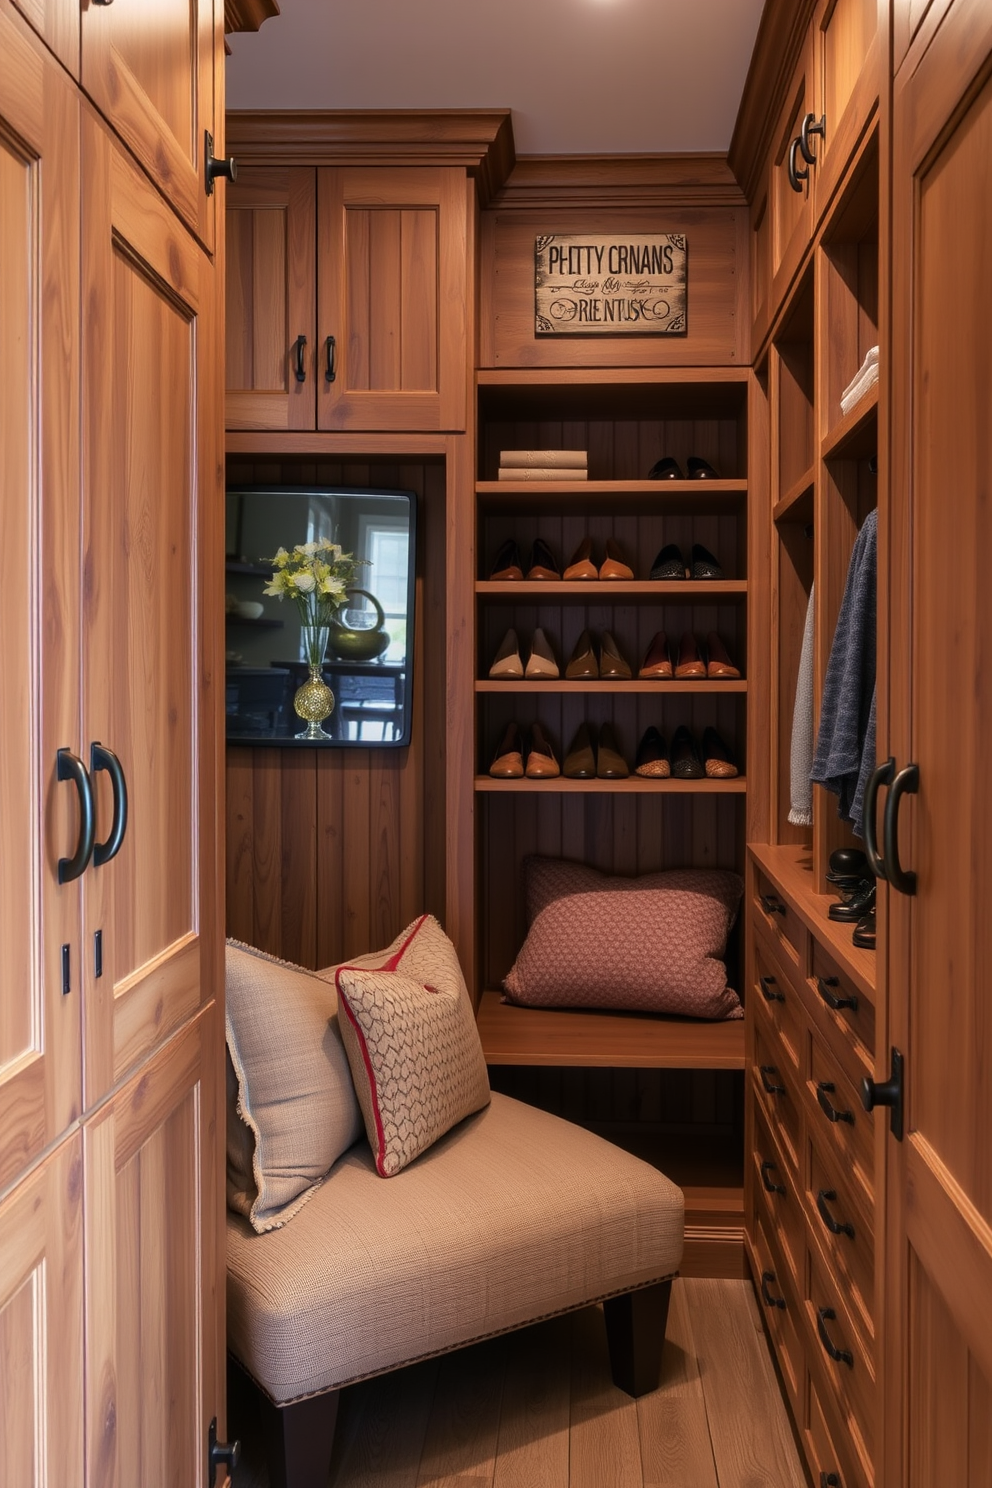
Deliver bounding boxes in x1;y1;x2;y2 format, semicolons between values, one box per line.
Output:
492;1315;571;1488
685;1279;805;1488
414;1334;509;1488
330;1356;440;1488
637;1280;720;1488
568;1305;643;1488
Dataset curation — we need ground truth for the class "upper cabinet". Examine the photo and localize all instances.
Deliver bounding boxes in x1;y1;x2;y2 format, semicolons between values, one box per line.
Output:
811;0;881;211
81;0;220;249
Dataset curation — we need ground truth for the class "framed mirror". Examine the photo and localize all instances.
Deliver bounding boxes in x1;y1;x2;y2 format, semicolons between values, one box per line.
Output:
225;485;416;747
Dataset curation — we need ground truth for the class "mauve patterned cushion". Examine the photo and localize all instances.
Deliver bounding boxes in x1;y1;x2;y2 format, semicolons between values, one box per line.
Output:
503;857;743;1019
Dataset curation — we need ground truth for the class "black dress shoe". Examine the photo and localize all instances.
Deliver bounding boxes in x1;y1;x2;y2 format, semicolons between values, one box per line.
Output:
687;456;719;479
690;543;723;579
650;543;686;580
669;725;704;779
647;457;684;480
827;847;868;884
852;909;876;950
828;876;876;922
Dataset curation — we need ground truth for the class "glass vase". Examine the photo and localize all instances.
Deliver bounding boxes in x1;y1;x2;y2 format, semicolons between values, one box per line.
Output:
294;622;335;740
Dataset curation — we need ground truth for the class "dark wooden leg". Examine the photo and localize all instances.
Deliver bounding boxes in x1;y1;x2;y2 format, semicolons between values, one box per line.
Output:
603;1278;674;1398
261;1390;341;1488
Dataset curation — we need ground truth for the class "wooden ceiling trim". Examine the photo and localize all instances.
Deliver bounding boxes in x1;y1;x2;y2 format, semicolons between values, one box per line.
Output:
225;0;280;35
225;109;516;205
492;153;746;209
728;0;816;200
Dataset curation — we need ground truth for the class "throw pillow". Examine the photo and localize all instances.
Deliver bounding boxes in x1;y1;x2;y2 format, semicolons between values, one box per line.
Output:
502;857;744;1020
332;915;491;1176
225;941;364;1232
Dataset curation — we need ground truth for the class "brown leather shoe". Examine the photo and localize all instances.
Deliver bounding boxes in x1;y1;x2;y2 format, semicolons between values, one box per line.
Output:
702;726;738;778
674;632;706;679
489;628;524;679
599;538;634;581
525;627;559;679
489;721;524;778
599;631;632;680
705;632;741;679
490;538;523;581
565;629;598;679
596;722;629;778
563;722;596;778
525;722;560;778
635;726;670;777
638;632;673;679
563;536;598;581
526;537;561;581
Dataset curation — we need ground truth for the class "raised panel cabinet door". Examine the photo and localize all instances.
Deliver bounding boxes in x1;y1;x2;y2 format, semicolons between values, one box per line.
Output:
225;167;316;429
317;166;468;432
9;0;78;75
0;1;82;1192
812;0;880;214
80;0;218;248
884;7;992;1486
80;114;221;1104
83;1008;222;1488
770;38;815;311
0;1135;85;1487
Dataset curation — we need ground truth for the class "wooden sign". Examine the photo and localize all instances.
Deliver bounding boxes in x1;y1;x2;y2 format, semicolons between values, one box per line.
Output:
534;233;687;336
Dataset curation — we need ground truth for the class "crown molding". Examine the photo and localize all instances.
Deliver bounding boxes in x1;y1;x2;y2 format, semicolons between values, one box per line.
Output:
225;0;280;35
489;154;746;211
225;109;516;205
728;0;817;200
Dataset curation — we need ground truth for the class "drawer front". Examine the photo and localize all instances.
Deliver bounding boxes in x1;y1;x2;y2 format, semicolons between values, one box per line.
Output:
806;1365;872;1488
804;1239;875;1472
752;1210;804;1414
809;938;876;1080
751;1100;805;1297
806;1133;875;1344
754;1023;803;1175
752;927;805;1075
753;866;807;971
807;1032;875;1213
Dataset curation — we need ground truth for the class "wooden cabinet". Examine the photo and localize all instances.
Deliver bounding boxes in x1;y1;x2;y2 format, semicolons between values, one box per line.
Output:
812;0;881;211
9;0;77;74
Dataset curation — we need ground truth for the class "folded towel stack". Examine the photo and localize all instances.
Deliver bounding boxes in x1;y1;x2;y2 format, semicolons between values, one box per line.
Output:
498;449;588;481
840;345;879;416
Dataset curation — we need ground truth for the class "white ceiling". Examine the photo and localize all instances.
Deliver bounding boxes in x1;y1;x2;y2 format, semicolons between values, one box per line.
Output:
226;0;766;157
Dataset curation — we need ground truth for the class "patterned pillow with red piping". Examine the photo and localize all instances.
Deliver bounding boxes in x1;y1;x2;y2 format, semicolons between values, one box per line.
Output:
330;915;491;1177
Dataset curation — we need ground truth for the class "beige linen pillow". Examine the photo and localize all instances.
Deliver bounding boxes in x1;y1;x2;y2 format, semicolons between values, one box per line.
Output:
332;915;491;1176
225;941;364;1232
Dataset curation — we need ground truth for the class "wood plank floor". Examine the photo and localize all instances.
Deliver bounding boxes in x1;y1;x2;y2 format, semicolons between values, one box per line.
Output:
232;1280;806;1488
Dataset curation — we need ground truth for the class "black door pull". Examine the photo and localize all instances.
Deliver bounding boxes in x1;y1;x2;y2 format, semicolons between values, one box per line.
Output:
883;762;919;895
293;334;308;383
761;1160;785;1195
816;1189;855;1239
816;1082;854;1125
760;1271;786;1310
204;131;236;195
816;1307;853;1366
816;975;858;1013
862;756;893;879
861;1047;904;1141
760;1065;786;1096
325;334;337;383
208;1418;240;1487
799;112;826;163
91;743;128;867
788;136;809;192
57;748;95;884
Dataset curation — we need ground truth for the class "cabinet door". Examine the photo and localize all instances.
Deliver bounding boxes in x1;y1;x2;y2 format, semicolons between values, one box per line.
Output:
0;1;81;1191
80;114;220;1105
80;0;218;248
770;39;815;312
317;166;468;432
9;0;78;75
0;1136;85;1487
812;0;880;214
225;167;316;430
84;1009;222;1488
884;7;992;1485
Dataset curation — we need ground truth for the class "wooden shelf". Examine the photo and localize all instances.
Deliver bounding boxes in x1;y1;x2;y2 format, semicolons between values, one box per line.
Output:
478;479;746;510
477;580;747;599
821;383;879;461
773;466;815;524
475;775;746;794
477;991;745;1069
749;842;876;1000
476;679;748;694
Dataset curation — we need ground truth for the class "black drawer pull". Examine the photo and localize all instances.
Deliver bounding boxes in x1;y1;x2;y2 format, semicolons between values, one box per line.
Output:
816;1189;855;1239
820;1475;841;1487
759;893;786;916
57;748;95;884
760;975;785;1003
325;334;337;383
817;1081;854;1124
816;1307;853;1366
787;136;809;192
760;1271;786;1310
91;742;128;867
761;1160;785;1195
816;975;858;1013
293;334;307;383
760;1065;786;1096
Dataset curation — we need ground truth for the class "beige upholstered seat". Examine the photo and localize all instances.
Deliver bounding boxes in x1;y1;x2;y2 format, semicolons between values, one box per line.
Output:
227;1091;684;1405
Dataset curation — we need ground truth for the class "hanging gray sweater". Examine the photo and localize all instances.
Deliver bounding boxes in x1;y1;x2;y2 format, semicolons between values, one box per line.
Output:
811;509;877;837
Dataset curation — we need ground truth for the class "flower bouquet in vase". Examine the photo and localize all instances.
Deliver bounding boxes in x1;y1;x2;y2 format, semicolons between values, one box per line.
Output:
264;540;363;739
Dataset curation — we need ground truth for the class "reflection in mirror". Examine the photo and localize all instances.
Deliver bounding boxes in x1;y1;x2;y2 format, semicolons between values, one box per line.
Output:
225;485;416;747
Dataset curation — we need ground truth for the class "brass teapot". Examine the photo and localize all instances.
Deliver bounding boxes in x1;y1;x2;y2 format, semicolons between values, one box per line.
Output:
328;589;390;661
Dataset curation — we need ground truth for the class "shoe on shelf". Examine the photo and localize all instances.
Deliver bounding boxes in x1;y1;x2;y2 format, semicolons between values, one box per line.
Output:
489;721;524;778
565;629;599;680
650;543;687;580
705;632;741;679
525;627;559;679
674;631;707;680
489;628;524;679
563;536;598;581
599;538;634;581
490;538;523;582
826;847;868;884
687;456;719;480
647;457;684;480
599;631;632;680
596;722;629;779
526;537;561;581
638;631;673;679
702;726;739;778
563;721;597;779
635;726;670;778
669;725;704;779
852;909;876;950
525;722;560;778
690;543;724;579
828;876;877;923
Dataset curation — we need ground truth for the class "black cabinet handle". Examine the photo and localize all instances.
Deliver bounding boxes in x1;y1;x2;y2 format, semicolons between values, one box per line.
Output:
883;762;919;896
760;1065;786;1096
788;136;809;192
816;1307;853;1367
761;1160;786;1195
816;1081;854;1125
816;975;858;1013
91;743;128;868
861;1047;904;1141
325;334;337;383
816;1189;855;1239
760;1271;786;1310
57;749;96;884
208;1419;241;1487
821;1472;842;1486
204;131;236;196
293;334;307;384
862;756;893;879
759;893;785;916
760;975;785;1003
799;112;826;164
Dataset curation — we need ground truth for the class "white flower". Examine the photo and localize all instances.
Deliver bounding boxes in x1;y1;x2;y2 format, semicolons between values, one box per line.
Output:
292;572;316;592
299;541;320;556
